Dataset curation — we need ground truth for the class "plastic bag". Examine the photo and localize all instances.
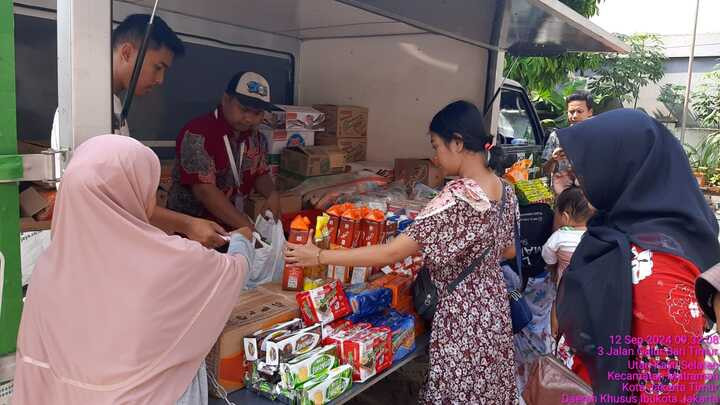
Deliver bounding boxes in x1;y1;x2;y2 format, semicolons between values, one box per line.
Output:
504;158;532;184
245;211;286;288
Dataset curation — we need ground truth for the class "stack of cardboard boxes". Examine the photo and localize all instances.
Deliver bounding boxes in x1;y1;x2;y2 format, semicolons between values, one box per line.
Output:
313;105;369;163
206;284;300;397
260;105;326;181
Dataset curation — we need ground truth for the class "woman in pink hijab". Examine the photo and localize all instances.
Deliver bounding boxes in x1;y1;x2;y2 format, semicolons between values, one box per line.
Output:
11;135;251;404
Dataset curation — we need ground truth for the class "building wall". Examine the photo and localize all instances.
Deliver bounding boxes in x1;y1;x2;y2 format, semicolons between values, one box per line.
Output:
635;57;718;119
298;35;489;162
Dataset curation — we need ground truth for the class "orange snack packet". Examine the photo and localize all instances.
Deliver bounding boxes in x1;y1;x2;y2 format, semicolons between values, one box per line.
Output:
290;215;311;230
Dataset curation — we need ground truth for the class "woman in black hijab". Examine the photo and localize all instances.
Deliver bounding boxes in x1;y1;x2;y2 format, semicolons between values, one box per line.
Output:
555;109;720;404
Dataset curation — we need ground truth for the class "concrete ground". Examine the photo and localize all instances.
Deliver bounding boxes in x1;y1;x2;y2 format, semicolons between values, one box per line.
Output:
346;355;429;405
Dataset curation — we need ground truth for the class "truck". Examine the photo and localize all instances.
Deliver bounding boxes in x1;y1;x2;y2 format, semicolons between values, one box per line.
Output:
0;0;627;399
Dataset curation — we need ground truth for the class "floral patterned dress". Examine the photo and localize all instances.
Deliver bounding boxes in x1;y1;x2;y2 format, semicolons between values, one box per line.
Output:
406;178;519;404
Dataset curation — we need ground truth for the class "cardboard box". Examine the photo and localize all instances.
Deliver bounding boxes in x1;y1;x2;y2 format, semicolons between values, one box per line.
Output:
19;187;49;218
296;280;352;325
244;193;302;220
260;129;316;155
325;323;372;359
279;345;339;389
313;105;368;138
298;364;353;404
342;327;393;382
394;159;445;189
370;274;412;309
315;134;367;163
262;105;325;131
336;216;362;249
243;319;303;362
205;284;299;396
265;324;323;366
281;146;346;178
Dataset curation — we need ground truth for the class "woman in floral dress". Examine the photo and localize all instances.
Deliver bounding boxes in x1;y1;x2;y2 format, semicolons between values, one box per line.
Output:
286;100;519;404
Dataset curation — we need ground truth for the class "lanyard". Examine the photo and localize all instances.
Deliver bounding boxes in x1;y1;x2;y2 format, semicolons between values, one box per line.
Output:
223;135;245;188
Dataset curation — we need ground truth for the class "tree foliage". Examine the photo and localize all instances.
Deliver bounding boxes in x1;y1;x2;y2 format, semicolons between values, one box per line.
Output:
558;0;603;17
693;69;720;129
589;34;666;108
656;67;720;129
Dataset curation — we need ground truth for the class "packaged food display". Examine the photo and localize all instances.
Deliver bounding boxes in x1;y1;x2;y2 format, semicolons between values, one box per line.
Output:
345;285;392;317
326;203;353;247
336;209;363;248
373;310;416;362
280;345;339;389
327;262;352;284
243;318;304;362
321;319;353;342
358;209;386;247
303;277;329;291
383;215;399;244
299;364;353;405
284;216;312;291
266;324;323;366
296;280;352;325
342;327;393;382
515;179;554;205
325;322;372;359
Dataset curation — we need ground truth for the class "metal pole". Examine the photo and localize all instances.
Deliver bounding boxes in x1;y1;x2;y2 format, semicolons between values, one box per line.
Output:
120;0;160;125
0;0;23;357
680;0;701;144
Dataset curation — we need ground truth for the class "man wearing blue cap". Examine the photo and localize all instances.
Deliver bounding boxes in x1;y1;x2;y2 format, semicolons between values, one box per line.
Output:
168;72;281;231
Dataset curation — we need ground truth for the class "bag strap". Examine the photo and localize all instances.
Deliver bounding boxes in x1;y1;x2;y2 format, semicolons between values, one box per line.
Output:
447;181;508;294
514;218;525;292
447;247;491;294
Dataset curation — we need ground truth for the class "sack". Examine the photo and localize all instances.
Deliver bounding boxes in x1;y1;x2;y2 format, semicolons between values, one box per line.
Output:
509;217;533;334
522;355;594;405
245;212;286;288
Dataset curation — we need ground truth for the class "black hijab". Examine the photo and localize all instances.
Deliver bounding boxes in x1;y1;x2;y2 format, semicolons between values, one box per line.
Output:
556;109;720;401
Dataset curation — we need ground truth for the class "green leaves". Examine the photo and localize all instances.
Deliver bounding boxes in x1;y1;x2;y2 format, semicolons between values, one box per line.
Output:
686;131;720;186
659;65;720;129
693;68;720;129
589;34;666;108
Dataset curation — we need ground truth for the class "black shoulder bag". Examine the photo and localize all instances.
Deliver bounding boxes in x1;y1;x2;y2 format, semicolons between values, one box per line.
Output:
413;184;508;324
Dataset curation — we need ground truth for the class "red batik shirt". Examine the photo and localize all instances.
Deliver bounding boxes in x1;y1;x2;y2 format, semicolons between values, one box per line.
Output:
168;105;269;225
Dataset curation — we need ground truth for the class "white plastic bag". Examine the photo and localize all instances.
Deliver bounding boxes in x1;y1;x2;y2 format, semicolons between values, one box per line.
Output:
245;211;286;289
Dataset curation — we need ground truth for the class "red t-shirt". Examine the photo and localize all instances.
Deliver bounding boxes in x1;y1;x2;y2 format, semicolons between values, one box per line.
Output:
167;106;269;224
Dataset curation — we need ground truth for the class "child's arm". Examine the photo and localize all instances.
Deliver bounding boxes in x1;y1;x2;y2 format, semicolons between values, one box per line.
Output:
542;232;560;267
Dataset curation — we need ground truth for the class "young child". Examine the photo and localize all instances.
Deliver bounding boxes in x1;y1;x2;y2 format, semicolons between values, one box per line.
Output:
542;186;595;338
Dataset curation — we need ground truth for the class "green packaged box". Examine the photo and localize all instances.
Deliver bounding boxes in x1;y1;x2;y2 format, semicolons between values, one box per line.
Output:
280;345;339;388
515;179;554;205
300;364;353;405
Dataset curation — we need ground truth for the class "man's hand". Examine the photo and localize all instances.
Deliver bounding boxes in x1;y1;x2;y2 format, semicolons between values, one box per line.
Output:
185;217;228;249
551;147;567;162
231;227;253;241
260;191;282;221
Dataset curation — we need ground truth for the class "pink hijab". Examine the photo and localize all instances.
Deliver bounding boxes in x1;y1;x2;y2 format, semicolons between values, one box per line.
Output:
12;135;247;404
